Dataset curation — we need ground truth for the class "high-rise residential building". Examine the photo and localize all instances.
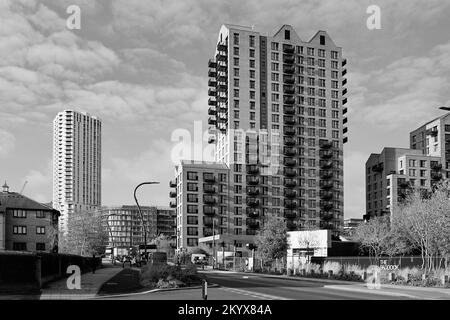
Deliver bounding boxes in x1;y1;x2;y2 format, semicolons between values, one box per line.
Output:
156;207;177;238
171;24;348;254
364;114;450;220
52;110;102;233
410;113;450;178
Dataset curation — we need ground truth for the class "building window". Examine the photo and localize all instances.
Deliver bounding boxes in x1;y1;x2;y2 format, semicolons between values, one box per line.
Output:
331;51;338;59
187;205;198;214
233;47;239;56
13;226;27;235
187;194;198;203
249;35;255;47
13;242;27;251
187;238;198;247
249;48;255;58
187;227;198;236
233;33;239;45
271;42;279;51
36;211;46;218
13;210;27;218
36;226;46;235
249;59;255;68
36;243;46;251
187;183;198;191
187;172;198;180
284;30;290;40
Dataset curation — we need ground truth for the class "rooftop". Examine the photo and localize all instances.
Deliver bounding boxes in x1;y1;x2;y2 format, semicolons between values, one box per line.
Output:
0;191;59;215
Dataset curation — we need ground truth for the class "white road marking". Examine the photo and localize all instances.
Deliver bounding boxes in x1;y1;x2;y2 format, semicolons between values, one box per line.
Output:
219;287;291;300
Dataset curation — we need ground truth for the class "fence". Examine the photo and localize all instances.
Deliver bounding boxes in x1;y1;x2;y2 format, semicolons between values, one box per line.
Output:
311;256;447;269
0;251;100;293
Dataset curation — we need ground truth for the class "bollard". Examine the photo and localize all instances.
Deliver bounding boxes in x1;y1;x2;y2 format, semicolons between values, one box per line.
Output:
328;270;333;278
202;279;208;300
363;271;367;281
441;275;448;286
388;272;395;282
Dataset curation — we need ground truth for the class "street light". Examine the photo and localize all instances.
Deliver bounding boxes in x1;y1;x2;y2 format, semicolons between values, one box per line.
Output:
134;181;160;261
104;213;117;264
439;106;450;111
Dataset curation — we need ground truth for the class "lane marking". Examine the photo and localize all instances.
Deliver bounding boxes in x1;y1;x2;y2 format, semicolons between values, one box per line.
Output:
219;287;291;300
324;285;422;299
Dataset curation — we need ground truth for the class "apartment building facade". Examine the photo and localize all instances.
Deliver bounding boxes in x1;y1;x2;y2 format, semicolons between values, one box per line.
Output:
52;110;102;233
0;183;60;252
156;207;177;238
172;24;348;253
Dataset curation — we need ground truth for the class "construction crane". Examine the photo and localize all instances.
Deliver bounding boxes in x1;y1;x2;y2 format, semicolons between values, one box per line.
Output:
20;181;27;195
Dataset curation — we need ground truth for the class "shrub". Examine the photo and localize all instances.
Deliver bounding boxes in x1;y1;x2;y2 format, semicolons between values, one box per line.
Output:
140;263;201;287
301;263;321;275
323;262;342;275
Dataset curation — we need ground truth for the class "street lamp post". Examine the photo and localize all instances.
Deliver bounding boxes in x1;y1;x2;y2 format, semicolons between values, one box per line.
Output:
134;181;160;261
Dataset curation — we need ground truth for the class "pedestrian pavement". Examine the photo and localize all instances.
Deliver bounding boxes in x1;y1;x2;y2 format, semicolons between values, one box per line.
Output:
40;263;124;300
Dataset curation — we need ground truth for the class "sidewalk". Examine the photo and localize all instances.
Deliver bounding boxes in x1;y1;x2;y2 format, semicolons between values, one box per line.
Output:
206;270;450;300
40;264;124;300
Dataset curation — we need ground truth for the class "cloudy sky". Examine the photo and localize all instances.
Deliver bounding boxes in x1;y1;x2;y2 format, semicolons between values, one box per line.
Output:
1;0;450;218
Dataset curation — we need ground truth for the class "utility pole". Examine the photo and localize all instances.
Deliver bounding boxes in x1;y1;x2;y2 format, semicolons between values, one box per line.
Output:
212;218;216;269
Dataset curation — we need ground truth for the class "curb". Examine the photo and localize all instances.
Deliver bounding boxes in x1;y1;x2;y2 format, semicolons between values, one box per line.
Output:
323;285;423;300
92;284;220;300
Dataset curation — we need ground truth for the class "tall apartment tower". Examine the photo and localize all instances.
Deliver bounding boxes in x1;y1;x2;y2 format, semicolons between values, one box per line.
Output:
172;24;348;253
52;110;102;233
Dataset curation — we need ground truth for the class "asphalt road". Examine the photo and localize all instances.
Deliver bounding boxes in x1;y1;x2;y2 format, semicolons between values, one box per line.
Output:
98;270;412;300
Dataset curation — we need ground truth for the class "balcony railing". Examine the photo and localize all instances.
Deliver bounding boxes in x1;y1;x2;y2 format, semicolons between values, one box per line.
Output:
203;206;217;216
246;218;260;229
319;141;333;149
169;180;177;188
246;198;260;207
284;106;295;115
320;212;334;221
320;171;333;180
320;202;334;212
169;191;177;198
284;209;296;219
208;98;216;106
208;107;216;115
320;192;333;201
203;184;216;193
246;187;260;196
283;76;295;84
283;96;295;104
283;54;295;64
246;208;260;218
283;86;295;94
217;43;227;51
208;136;216;144
247;177;260;185
283;147;297;156
208;59;216;68
169;201;176;208
284;200;297;209
208;78;216;87
320;181;334;189
320;150;333;159
284;126;296;136
204;175;216;183
203;196;216;204
283;44;295;54
320;161;333;170
246;165;259;174
208;69;216;78
208;88;216;97
284;116;295;125
284;137;296;146
284;178;297;188
208;117;217;125
284;189;297;198
284;157;297;167
283;65;295;74
203;218;214;227
284;168;297;177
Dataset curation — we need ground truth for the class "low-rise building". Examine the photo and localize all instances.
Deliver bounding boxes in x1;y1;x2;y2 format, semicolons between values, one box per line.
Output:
0;182;60;252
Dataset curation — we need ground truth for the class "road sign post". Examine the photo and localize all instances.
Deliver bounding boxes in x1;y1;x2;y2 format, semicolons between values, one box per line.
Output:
202;279;208;300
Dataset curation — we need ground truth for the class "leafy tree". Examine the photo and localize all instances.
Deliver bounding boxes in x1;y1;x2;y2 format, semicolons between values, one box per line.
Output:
353;215;391;264
255;215;288;263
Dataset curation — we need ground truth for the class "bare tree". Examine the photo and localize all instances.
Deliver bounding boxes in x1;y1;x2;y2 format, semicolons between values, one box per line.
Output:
354;215;391;264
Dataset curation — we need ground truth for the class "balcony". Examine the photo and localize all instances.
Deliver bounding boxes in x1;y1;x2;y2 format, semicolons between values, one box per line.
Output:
284;116;295;125
203;229;213;237
208;69;216;78
321;202;334;211
208;107;216;115
426;128;438;137
246;164;259;174
320;171;333;180
284;157;297;167
169;179;177;188
283;96;295;105
283;86;295;94
169;191;177;198
208;136;216;144
319;141;333;149
284;189;297;198
284;178;297;188
246;218;260;229
343;107;348;115
217;51;227;62
320;150;333;159
284;126;296;136
342;58;347;67
284;209;297;219
246;208;260;218
284;200;297;209
217;63;227;72
208;59;216;68
203;196;216;204
343;88;347;96
342;78;347;86
372;163;383;173
204;175;216;183
320;191;333;201
321;212;334;221
203;206;217;216
320;181;334;189
217;42;227;51
283;44;295;54
320;161;333;170
283;54;295;64
203;218;214;227
284;105;295;115
203;184;216;193
208;78;216;87
169;201;176;208
283;75;295;84
208;117;217;125
246;187;260;196
283;147;297;156
208;88;216;97
343;136;348;144
283;65;295;74
246;198;260;207
217;95;227;103
431;163;443;171
284;137;296;146
247;177;260;185
343;98;347;105
431;172;443;180
342;69;347;76
284;168;297;177
208;98;216;106
217;72;227;82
